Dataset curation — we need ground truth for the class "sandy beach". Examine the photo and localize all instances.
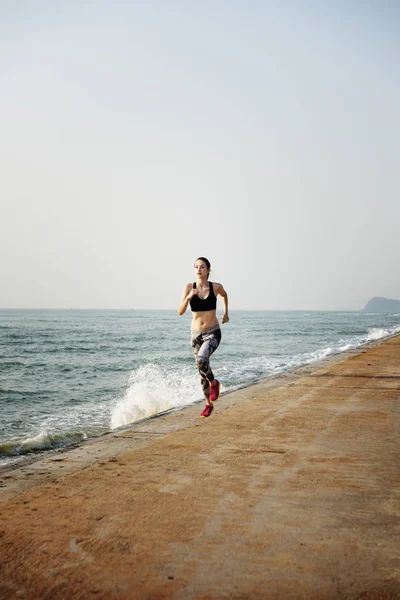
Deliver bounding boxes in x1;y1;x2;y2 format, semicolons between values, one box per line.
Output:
0;335;399;599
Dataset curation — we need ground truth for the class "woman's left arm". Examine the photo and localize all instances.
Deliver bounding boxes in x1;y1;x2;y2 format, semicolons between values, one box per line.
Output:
216;283;229;324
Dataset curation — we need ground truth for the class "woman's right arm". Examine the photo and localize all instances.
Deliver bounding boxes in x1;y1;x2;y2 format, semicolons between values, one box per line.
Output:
178;283;195;316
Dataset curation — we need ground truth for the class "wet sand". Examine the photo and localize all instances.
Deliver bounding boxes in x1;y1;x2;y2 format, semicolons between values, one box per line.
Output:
0;335;399;599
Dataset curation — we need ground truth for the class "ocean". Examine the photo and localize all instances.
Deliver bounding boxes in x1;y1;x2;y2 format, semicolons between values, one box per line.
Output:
1;309;399;467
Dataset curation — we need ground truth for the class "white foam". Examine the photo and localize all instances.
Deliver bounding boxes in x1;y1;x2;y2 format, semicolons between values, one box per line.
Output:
15;430;88;454
20;432;52;451
339;343;354;352
367;325;400;341
110;363;200;429
308;346;334;360
337;324;400;352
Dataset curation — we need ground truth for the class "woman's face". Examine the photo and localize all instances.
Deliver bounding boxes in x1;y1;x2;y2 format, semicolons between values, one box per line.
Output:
194;260;209;279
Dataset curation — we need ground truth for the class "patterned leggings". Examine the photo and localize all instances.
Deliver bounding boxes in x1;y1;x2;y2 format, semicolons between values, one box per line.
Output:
191;326;222;399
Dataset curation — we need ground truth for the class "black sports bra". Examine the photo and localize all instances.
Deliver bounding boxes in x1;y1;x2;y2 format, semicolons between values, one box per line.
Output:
189;282;217;312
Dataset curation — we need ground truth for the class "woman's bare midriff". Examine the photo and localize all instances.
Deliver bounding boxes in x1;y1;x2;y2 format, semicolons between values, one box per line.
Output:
191;310;219;331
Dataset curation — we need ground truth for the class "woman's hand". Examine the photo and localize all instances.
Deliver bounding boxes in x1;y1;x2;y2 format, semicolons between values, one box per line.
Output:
187;288;198;300
222;313;229;324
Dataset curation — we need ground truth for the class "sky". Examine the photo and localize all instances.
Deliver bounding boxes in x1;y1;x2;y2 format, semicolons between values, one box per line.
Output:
1;1;399;310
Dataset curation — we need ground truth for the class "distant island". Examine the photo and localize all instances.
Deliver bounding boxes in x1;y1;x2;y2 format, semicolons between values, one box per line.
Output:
363;297;400;312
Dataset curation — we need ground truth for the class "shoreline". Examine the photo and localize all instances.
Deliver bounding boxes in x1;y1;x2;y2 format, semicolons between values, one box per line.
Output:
1;332;398;501
1;311;398;474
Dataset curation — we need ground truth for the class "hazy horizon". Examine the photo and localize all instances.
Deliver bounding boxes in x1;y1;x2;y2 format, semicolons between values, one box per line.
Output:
1;300;398;313
1;2;399;311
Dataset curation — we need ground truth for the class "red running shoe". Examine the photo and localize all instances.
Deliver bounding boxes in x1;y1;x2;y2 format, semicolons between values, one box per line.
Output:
200;404;214;418
209;380;220;402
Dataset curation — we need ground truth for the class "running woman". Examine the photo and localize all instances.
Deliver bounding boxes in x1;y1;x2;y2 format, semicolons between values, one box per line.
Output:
178;257;229;418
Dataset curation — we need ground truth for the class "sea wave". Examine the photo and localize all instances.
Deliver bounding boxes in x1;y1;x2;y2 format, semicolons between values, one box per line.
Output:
111;364;199;429
338;324;400;350
0;430;99;459
367;325;400;341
